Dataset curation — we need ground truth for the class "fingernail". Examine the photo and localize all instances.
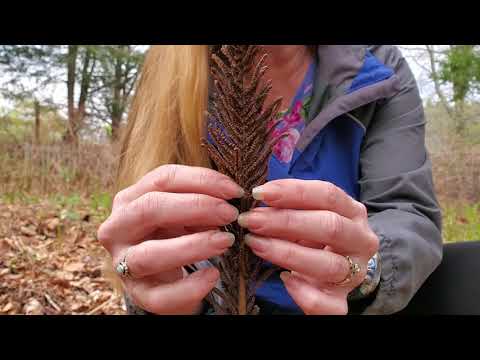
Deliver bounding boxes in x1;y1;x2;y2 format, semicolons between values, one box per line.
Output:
218;203;239;223
252;183;281;202
252;186;265;201
244;234;269;252
211;231;235;247
236;187;246;198
238;212;263;230
279;271;292;283
237;213;249;228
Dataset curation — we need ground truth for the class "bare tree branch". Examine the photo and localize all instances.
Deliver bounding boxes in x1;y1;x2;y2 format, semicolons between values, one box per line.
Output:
426;45;454;119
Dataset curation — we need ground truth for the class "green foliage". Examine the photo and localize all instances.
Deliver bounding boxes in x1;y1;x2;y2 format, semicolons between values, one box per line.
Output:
51;193;82;208
104;124;113;138
0;192;40;205
442;203;480;243
90;192;112;219
89;45;145;138
439;45;480;103
0;99;67;144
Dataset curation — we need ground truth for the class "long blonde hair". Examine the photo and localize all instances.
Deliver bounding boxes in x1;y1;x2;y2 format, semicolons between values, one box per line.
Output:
117;45;211;191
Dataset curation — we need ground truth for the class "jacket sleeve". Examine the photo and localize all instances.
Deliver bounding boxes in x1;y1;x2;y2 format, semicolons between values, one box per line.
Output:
358;46;443;315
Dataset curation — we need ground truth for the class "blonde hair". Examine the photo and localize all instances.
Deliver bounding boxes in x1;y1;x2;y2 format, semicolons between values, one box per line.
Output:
117;45;211;191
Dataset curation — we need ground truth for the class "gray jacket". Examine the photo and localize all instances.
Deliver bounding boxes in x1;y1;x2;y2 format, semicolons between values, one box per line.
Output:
306;45;442;314
125;45;442;315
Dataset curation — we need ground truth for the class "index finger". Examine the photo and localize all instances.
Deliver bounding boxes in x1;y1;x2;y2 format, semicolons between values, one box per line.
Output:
113;164;244;211
251;179;365;220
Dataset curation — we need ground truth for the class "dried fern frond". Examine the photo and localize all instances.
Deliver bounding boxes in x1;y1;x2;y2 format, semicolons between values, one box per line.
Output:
202;45;282;315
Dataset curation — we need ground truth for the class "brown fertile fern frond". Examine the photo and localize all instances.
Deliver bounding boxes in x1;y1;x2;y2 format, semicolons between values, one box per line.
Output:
202;45;282;315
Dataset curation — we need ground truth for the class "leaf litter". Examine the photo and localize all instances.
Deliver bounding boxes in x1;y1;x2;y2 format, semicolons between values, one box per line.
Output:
0;201;126;315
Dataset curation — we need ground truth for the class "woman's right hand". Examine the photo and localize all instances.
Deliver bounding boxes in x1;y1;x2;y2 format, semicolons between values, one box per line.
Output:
97;164;243;315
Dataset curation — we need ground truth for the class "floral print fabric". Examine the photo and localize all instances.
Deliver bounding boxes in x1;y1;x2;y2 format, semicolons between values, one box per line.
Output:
268;63;315;164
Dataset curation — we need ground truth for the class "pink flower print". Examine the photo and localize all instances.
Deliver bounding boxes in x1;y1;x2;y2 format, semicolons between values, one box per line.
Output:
283;101;303;127
272;128;301;163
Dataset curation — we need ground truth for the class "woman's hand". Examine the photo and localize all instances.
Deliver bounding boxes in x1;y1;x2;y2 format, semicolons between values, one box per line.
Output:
238;179;379;315
97;165;243;315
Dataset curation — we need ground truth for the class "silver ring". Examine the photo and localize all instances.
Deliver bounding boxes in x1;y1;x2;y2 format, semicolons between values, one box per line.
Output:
334;255;361;287
115;248;133;279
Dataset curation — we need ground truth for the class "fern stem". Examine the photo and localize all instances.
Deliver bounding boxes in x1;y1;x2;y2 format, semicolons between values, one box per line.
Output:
238;254;247;315
238;197;247;315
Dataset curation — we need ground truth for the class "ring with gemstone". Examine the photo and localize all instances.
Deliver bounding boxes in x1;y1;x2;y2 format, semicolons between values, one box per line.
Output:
334;255;361;287
116;248;133;279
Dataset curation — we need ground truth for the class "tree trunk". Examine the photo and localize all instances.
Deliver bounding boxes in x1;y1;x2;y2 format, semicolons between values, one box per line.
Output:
34;101;41;145
65;45;78;143
111;49;123;142
64;46;97;144
454;100;466;135
426;45;454;119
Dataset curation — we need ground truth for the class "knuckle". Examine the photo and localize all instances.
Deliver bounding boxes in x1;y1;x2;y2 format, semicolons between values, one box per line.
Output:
281;243;296;267
356;202;368;219
328;254;348;280
325;212;343;240
153;164;178;190
197;168;213;187
282;210;296;231
325;182;340;207
128;244;148;277
113;189;128;209
295;182;308;204
97;220;113;249
192;194;203;209
364;231;380;256
135;192;162;225
190;193;209;212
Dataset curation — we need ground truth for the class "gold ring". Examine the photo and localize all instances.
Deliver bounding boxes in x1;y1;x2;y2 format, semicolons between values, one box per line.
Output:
335;256;361;286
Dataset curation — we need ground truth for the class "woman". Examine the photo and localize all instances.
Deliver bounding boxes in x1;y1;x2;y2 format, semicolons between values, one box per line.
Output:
97;45;442;315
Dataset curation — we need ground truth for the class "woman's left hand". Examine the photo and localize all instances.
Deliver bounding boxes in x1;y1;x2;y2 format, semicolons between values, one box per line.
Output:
238;179;379;315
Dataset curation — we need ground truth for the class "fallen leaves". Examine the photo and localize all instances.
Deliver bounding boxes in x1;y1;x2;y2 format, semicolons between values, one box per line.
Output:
23;298;44;315
1;302;14;313
0;201;126;315
64;262;85;273
20;226;37;237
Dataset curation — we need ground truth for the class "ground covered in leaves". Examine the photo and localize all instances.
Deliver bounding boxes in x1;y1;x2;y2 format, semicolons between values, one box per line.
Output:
0;200;126;315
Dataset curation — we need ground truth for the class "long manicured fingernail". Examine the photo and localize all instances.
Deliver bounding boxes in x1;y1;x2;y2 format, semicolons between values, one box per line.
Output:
218;203;239;223
211;231;235;247
237;212;259;228
244;234;269;252
237;213;249;228
280;272;299;290
236;187;246;198
252;183;281;202
279;271;292;283
238;211;264;230
251;186;266;201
